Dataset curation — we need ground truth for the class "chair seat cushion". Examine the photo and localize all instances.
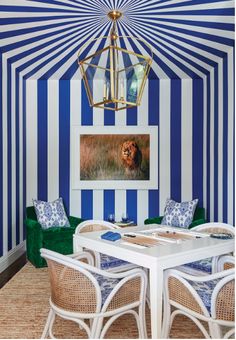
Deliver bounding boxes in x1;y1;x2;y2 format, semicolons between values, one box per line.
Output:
93;273;120;306
100;253;130;269
184;258;212;274
189;278;220;313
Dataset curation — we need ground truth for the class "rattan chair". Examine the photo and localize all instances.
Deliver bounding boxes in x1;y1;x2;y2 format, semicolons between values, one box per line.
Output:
40;248;147;339
73;220;137;272
179;222;235;275
163;258;235;339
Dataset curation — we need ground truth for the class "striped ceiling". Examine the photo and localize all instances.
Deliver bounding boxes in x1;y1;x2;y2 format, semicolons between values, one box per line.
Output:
0;0;234;80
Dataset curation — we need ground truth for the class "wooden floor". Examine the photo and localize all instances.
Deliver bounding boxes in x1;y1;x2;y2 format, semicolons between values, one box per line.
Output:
0;252;27;288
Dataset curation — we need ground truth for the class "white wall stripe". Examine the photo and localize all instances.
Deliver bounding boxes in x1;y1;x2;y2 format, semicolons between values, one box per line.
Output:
115;190;127;222
26;80;38;206
93;190;104;220
48;80;59;201
137;190;149;226
11;69;16;248
2;56;8;255
159;79;171;213
70;80;81;217
181;79;192;201
19;76;23;244
138;79;149;126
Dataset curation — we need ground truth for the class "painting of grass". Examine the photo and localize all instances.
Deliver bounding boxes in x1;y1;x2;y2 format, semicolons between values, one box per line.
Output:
80;134;150;180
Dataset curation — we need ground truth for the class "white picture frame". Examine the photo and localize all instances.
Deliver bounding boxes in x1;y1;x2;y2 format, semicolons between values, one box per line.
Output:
71;125;158;189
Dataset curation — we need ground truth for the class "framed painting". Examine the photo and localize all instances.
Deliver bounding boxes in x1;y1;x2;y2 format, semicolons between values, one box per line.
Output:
71;126;158;189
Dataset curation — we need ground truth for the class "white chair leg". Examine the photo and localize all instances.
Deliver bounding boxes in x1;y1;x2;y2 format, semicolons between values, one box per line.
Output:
161;301;171;338
41;308;55;339
209;322;222;339
139;302;147;339
224;328;235;339
92;317;103;339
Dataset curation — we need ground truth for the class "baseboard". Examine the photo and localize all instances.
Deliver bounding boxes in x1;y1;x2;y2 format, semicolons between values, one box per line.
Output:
0;241;26;273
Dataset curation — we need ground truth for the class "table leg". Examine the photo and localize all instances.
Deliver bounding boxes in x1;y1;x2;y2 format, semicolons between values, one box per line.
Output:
149;265;164;339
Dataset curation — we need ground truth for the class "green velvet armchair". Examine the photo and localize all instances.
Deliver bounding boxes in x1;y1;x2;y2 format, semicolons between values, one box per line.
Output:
144;207;206;229
25;206;84;268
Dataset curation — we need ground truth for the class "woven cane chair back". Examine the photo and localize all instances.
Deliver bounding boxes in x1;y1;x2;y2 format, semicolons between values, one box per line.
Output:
47;259;99;314
76;220;118;234
215;279;235;321
168;276;204;315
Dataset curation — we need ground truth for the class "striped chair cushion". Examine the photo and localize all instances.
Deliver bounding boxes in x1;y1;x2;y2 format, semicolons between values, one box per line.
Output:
184;258;212;274
93;272;120;306
100;253;130;269
189;278;220;313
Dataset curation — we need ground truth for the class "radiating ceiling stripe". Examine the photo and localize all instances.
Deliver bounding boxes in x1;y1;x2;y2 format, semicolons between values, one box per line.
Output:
0;0;234;80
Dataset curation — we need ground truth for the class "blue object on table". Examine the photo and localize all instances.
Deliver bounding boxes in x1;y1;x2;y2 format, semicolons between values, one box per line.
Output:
101;231;121;241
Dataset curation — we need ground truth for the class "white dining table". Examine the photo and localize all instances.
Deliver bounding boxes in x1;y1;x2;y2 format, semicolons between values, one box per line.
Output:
73;225;234;339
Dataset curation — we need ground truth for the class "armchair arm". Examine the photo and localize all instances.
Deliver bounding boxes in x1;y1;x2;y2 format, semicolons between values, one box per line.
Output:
25;218;42;232
68;216;84;228
144;216;163;225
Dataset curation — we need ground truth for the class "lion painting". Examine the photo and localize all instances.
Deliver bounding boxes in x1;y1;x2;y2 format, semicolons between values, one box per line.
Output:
121;140;142;175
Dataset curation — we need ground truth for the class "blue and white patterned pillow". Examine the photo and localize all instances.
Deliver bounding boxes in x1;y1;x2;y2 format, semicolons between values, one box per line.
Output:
161;198;198;228
33;197;70;229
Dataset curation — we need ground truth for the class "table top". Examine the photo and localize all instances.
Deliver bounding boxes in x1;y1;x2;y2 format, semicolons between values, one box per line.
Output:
74;225;235;269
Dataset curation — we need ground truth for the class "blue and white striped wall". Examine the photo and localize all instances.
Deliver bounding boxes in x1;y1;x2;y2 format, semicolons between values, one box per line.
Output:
25;78;205;225
0;0;235;270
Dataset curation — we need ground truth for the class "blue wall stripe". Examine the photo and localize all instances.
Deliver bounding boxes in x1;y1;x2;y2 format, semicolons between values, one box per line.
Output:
206;74;211;221
148;190;159;218
37;80;48;201
148;79;159;217
81;190;93;220
149;79;159;126
222;58;228;222
192;79;204;206
104;190;115;221
126;190;137;224
104;110;115;125
127;108;137;125
213;68;219;220
59;81;70;212
7;62;12;251
15;73;20;245
81;81;93;126
170;79;181;201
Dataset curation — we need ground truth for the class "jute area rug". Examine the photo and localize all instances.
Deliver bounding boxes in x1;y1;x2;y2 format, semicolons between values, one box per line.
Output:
0;262;205;339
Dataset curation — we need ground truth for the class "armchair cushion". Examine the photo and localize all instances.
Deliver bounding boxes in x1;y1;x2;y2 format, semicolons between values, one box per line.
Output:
161;198;198;228
25;206;83;268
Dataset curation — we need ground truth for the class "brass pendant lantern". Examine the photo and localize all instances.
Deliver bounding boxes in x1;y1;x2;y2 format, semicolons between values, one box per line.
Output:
78;10;153;111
